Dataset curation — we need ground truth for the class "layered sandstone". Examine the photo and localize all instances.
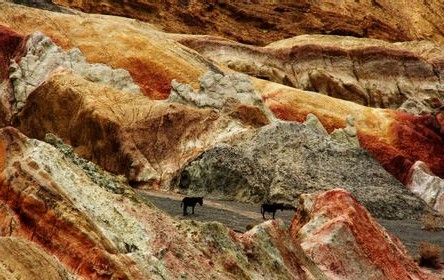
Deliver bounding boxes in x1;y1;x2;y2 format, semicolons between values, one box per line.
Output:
9;31;141;111
178;34;444;113
2;2;442;190
290;189;436;280
12;72;253;186
0;126;433;279
0;2;215;99
256;81;444;184
0;126;326;279
0;2;442;279
49;0;444;45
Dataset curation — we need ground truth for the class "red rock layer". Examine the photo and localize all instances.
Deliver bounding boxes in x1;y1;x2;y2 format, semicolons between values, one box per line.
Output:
0;127;143;279
360;111;444;184
290;189;434;280
0;126;330;279
0;25;23;81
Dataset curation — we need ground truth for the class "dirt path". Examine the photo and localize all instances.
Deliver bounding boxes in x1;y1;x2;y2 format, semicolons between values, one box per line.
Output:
139;190;444;259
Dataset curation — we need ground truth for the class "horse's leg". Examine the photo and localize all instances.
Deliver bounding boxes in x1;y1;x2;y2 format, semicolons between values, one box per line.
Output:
272;210;275;219
183;205;187;216
192;205;195;214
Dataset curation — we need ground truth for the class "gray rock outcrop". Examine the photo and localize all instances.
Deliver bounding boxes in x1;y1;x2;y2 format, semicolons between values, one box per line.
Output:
330;115;360;147
178;121;430;219
169;71;275;122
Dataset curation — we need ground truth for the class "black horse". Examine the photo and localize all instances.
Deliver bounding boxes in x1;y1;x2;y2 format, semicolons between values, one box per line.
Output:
181;196;203;216
261;202;284;219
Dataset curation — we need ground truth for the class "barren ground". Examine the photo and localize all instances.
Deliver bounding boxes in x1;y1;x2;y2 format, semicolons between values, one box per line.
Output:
139;190;444;262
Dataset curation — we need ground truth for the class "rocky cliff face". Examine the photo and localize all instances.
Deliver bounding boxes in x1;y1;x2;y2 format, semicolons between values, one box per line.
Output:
13;72;252;186
179;34;444;113
290;189;432;280
50;0;444;46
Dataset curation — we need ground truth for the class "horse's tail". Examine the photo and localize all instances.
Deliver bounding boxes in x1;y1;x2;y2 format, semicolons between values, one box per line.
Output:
180;201;183;207
260;204;264;214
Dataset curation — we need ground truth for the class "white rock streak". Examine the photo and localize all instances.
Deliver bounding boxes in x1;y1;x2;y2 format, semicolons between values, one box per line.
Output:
9;32;141;111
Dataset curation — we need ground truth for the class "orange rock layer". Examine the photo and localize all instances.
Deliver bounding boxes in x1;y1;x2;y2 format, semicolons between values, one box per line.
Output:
361;111;444;183
0;3;211;99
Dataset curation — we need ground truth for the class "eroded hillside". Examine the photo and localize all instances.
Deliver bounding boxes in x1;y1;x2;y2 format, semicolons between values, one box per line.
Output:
0;1;443;279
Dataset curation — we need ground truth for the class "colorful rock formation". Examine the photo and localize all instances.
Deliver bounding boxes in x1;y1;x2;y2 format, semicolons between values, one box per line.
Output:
179;34;444;113
0;1;443;279
12;72;254;186
290;188;436;280
256;80;444;185
0;126;436;279
0;2;211;99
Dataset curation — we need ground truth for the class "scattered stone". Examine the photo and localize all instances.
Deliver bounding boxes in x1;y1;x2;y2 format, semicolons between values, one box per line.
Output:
331;115;360;147
303;113;328;136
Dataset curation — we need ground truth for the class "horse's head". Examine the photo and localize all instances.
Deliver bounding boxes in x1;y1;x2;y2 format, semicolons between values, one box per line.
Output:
199;197;204;206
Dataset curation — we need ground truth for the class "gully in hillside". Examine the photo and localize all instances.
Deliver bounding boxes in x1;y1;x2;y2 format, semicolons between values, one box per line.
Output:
181;196;204;216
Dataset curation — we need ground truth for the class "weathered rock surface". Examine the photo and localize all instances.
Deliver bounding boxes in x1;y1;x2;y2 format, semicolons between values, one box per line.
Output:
178;121;430;220
0;2;442;280
0;25;23;127
258;81;444;184
408;161;444;214
50;0;444;46
0;126;434;279
12;72;252;186
179;34;444;113
9;31;141;111
0;127;336;279
0;237;73;280
169;71;274;127
0;2;217;99
290;188;436;280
